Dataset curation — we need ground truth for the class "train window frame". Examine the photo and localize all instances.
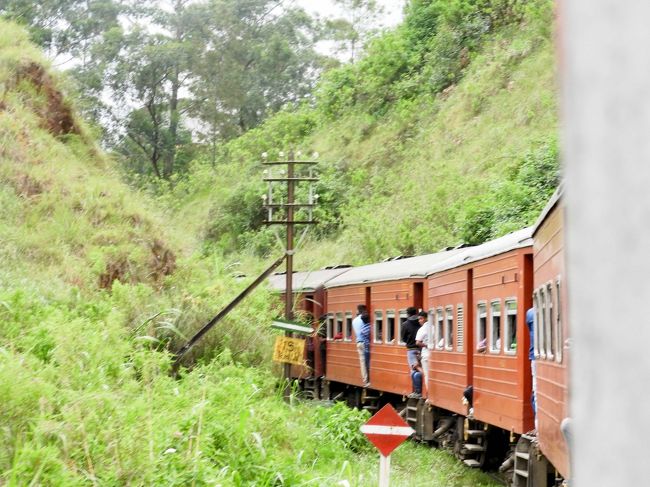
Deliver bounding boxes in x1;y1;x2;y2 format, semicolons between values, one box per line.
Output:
336;312;344;339
386;310;396;344
477;301;487;350
457;304;464;352
532;291;539;358
490;300;501;354
445;305;454;351
555;277;563;364
344;312;353;342
504;299;517;355
435;307;444;349
326;313;334;340
374;310;384;344
538;287;547;360
546;282;555;360
398;309;408;345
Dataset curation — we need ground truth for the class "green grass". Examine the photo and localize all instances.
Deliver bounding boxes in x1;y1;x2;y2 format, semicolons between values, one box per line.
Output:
0;285;499;486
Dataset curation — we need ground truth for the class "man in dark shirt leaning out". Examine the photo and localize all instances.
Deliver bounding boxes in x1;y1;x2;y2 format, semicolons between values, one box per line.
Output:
401;306;422;397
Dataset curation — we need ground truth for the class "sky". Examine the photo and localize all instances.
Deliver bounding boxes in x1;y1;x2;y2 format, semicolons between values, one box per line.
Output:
297;0;405;29
296;0;406;59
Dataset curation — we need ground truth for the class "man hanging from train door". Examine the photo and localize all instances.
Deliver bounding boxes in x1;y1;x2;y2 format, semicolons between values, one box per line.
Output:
352;304;370;387
360;311;371;387
401;306;422;397
526;307;537;428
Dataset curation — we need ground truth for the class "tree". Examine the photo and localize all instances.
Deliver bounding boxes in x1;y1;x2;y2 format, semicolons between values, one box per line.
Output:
189;0;320;163
106;0;205;178
3;0;324;179
325;0;383;63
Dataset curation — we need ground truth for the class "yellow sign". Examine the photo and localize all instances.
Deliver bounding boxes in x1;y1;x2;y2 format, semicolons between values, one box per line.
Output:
273;336;306;365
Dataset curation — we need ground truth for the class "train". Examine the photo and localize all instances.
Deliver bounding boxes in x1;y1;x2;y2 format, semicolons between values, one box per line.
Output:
267;188;569;486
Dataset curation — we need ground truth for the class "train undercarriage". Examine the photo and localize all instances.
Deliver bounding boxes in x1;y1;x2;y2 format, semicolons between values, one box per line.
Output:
297;377;566;487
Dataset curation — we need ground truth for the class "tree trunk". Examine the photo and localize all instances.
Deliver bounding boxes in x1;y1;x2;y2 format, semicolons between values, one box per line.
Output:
165;68;179;179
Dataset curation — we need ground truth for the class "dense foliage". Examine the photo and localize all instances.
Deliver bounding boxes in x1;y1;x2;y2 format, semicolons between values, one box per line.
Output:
161;0;558;265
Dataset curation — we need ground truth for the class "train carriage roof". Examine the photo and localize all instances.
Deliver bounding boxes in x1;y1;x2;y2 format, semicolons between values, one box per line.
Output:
425;227;533;277
532;185;563;237
324;249;465;289
267;267;351;293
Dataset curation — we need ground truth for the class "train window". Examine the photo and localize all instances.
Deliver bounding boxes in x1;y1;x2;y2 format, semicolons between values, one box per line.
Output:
505;299;517;354
336;313;344;338
555;278;563;363
477;302;487;349
374;311;383;344
546;282;555;360
435;307;444;349
386;310;396;343
398;310;407;345
445;306;454;350
490;300;501;353
326;313;334;340
345;312;353;341
538;287;547;359
457;304;464;352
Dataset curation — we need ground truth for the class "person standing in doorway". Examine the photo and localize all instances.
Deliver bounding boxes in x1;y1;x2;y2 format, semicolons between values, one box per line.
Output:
360;312;372;387
526;307;537;426
415;310;430;394
352;304;370;387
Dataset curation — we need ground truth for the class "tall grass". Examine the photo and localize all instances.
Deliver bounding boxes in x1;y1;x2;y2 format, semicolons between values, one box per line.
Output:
0;286;501;485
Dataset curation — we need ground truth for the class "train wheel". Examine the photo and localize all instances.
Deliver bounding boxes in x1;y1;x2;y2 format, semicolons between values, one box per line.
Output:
512;433;555;487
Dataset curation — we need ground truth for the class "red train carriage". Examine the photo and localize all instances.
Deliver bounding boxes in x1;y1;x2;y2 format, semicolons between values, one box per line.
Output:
527;188;570;484
322;251;463;395
267;192;569;486
267;267;350;378
425;228;535;437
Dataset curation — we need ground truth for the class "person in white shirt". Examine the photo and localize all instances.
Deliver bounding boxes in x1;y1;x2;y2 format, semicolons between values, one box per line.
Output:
415;311;430;388
351;304;370;387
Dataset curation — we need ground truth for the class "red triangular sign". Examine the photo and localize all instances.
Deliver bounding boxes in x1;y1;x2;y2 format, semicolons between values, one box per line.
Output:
360;404;415;457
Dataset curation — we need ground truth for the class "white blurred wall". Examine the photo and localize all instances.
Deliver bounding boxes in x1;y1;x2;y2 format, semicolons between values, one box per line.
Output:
563;1;650;485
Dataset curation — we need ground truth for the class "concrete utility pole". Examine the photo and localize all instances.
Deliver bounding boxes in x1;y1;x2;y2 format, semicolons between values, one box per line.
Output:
563;1;650;485
262;151;318;394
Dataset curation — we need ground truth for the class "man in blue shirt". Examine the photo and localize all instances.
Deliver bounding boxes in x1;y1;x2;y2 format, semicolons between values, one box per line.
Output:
526;307;537;418
352;304;370;387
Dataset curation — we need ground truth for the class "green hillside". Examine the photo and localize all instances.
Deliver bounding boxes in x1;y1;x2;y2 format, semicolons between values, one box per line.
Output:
166;0;558;268
0;18;502;487
0;0;558;484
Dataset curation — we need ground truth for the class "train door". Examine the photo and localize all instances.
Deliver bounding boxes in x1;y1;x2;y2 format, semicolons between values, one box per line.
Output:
413;281;424;311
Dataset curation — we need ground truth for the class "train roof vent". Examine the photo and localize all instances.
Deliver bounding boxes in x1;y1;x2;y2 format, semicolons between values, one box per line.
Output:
440;243;470;251
381;255;414;262
322;264;352;270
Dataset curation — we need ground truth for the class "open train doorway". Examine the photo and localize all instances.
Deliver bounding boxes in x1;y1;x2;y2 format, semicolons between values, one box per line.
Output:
414;282;424;311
